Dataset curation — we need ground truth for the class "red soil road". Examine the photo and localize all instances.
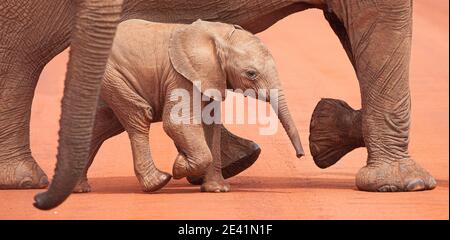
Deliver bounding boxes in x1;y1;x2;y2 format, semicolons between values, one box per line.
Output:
0;0;448;219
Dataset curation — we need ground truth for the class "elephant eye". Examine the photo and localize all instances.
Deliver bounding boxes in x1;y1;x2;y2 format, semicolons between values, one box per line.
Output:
245;70;258;80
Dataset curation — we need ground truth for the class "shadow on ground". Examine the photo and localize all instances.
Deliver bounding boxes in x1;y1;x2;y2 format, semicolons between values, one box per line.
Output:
80;174;436;194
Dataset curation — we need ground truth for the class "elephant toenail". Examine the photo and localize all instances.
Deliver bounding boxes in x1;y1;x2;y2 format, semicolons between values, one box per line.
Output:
377;185;398;192
19;177;33;188
406;179;425;191
428;177;437;189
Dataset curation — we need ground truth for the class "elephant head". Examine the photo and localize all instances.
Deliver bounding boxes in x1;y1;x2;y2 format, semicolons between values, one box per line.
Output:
169;20;304;158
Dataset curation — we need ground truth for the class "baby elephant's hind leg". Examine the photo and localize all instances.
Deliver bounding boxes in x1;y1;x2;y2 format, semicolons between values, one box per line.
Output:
163;121;212;180
129;131;172;192
100;69;171;192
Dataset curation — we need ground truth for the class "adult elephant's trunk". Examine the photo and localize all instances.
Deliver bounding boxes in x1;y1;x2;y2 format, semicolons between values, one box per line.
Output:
33;0;124;210
270;88;305;158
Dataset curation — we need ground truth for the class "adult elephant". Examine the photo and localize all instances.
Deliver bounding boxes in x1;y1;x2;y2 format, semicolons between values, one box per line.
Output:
0;0;435;210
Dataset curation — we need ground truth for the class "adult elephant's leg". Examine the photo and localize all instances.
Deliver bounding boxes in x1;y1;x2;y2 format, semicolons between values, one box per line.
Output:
0;1;73;189
309;7;367;169
219;126;261;179
309;98;364;168
325;0;436;191
0;70;48;189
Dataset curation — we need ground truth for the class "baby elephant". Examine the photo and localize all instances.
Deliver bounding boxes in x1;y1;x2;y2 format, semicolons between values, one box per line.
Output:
75;19;303;193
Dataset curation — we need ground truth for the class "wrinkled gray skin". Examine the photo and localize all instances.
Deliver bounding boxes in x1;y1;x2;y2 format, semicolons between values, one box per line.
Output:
74;19;303;194
0;0;435;210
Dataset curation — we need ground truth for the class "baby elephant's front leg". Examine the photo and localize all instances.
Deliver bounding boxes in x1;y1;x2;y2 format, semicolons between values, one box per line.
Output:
201;123;230;193
172;151;229;192
171;140;212;180
201;161;230;193
164;122;212;180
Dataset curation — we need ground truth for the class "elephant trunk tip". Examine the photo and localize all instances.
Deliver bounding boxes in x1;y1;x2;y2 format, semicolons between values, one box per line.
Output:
33;192;50;210
295;144;305;159
288;127;304;159
33;191;63;210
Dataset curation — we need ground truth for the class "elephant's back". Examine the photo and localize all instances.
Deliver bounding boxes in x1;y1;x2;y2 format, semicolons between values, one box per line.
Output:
111;19;182;62
109;19;179;78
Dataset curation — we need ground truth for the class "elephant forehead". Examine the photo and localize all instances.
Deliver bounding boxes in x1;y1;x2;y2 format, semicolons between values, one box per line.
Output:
234;44;272;70
233;36;270;59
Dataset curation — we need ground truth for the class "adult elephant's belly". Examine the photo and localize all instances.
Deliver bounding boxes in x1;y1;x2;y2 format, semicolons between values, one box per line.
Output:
121;0;316;34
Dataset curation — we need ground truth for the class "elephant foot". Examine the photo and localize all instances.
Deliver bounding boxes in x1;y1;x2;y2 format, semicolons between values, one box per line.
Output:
221;141;261;179
138;170;172;192
186;145;260;185
201;179;230;193
0;156;49;189
172;153;211;180
186;129;261;185
73;178;91;193
309;98;364;168
356;158;437;192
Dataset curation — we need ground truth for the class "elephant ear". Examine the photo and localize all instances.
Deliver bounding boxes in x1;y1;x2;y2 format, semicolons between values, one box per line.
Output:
169;19;227;99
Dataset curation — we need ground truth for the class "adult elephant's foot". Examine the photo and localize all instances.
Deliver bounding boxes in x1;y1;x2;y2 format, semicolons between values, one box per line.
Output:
356;158;437;192
309;98;365;168
73;177;91;193
137;170;172;192
0;156;49;189
187;126;261;185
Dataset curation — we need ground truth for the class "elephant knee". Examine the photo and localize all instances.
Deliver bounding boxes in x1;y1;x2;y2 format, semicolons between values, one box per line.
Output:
173;150;212;179
190;150;213;173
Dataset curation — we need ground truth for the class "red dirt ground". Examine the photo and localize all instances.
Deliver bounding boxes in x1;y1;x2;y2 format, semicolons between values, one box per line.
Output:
0;0;448;219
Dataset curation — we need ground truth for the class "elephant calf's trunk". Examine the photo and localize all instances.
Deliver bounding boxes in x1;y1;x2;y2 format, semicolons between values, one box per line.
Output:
271;89;304;158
